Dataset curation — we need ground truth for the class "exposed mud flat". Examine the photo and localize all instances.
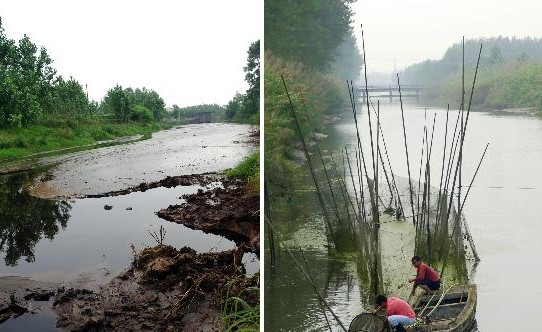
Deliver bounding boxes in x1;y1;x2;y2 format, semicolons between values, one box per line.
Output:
84;173;224;198
0;277;57;324
0;173;260;331
28;123;256;199
53;245;258;332
157;177;260;254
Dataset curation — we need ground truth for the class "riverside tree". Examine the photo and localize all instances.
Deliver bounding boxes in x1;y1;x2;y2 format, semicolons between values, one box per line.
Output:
0;17;92;128
224;40;260;123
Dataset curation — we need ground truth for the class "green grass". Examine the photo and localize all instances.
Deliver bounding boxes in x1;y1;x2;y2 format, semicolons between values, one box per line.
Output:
0;118;179;163
226;151;260;193
220;281;260;332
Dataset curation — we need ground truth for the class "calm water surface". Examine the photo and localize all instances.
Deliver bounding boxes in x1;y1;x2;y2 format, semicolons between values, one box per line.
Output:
266;102;542;331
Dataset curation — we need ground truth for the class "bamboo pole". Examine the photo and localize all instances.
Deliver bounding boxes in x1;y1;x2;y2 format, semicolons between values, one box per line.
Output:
440;43;483;277
361;25;379;225
397;73;417;225
280;76;336;244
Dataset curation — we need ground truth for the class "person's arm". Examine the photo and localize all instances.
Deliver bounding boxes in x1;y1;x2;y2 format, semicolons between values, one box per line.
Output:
373;305;382;315
410;282;417;296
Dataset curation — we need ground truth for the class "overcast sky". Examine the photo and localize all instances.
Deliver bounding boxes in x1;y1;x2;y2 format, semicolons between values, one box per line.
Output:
352;0;542;73
0;0;262;107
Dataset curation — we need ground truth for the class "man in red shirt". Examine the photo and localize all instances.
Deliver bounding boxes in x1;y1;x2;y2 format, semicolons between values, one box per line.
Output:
409;255;441;296
374;294;416;332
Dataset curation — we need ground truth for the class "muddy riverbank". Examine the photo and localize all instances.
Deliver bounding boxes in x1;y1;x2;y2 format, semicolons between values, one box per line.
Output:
1;123;259;331
1;172;259;331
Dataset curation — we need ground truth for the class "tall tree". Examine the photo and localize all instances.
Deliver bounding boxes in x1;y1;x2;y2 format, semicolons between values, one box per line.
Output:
265;0;355;71
243;40;260;119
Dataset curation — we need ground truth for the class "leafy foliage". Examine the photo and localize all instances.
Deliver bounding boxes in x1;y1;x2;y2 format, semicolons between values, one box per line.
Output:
331;29;363;81
265;0;356;71
226;151;260;193
0;17;93;128
264;52;348;197
264;0;359;199
170;103;224;122
400;37;542;113
224;40;260;124
101;85;166;122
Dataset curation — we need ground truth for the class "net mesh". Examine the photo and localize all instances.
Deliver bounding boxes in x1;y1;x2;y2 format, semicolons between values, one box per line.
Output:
348;313;391;332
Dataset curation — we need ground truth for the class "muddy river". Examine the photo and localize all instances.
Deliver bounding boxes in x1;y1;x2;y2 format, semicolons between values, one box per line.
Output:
0;123;257;330
265;102;542;331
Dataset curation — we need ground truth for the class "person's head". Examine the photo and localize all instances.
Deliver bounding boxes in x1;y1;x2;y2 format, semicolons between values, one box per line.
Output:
411;255;422;268
376;295;387;307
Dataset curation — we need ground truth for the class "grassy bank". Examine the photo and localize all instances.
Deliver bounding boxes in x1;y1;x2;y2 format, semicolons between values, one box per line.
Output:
0;118;179;163
264;52;347;198
434;61;542;113
226;151;260;194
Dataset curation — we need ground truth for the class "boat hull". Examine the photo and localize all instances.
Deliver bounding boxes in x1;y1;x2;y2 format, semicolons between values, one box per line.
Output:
407;284;477;332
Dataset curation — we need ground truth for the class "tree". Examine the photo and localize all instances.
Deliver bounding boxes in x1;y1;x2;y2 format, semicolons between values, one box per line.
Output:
131;87;166;121
331;29;362;81
244;40;260;94
171;104;182;119
0;17;92;127
488;45;504;66
224;93;244;120
130;104;153;122
265;0;355;71
243;40;260;121
103;85;131;122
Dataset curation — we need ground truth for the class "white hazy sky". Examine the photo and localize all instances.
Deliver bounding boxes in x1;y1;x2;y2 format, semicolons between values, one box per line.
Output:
0;0;262;107
352;0;542;73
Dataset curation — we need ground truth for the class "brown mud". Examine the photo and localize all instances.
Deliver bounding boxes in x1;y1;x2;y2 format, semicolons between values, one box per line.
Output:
157;177;260;254
84;173;224;198
53;246;258;332
0;277;57;324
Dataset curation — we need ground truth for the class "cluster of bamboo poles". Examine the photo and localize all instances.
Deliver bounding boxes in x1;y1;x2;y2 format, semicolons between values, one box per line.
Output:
265;31;488;331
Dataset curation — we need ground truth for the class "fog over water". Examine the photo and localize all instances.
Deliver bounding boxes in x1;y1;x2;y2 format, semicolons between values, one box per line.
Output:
351;0;542;73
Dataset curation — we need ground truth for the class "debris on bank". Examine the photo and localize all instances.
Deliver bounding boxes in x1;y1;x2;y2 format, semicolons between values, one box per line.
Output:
53;245;258;331
157;177;260;254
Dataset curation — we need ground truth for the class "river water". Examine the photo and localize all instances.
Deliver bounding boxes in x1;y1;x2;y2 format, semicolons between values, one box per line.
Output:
0;123;257;330
265;102;542;331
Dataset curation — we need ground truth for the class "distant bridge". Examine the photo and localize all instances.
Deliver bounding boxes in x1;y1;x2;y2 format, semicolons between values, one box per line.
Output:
356;85;424;102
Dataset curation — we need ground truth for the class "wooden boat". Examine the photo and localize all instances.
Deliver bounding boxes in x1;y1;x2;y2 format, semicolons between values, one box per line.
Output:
348;284;477;332
408;284;477;332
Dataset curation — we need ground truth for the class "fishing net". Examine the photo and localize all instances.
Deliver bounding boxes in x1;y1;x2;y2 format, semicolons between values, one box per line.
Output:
348;313;391;332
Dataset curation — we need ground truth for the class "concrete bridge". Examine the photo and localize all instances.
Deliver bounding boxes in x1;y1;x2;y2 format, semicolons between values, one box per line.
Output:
356;85;423;102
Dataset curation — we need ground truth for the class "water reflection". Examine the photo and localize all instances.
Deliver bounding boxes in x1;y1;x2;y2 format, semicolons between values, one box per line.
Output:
0;172;71;266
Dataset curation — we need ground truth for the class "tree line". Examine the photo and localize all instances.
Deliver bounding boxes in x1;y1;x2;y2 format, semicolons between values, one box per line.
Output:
0;18;94;127
400;36;542;113
1;16;259;129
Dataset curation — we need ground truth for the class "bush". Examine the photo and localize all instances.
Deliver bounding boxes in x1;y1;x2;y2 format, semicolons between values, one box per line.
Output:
226;151;260;193
131;104;154;122
227;151;259;179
